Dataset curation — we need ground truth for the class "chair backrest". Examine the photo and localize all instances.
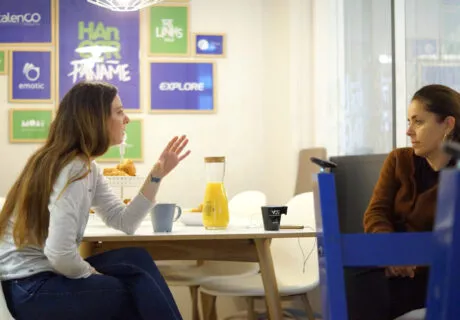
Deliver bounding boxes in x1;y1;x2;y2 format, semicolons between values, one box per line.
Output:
270;192;319;288
0;285;14;320
294;148;327;195
0;197;14;320
329;154;386;233
312;164;434;320
228;190;267;226
425;167;460;319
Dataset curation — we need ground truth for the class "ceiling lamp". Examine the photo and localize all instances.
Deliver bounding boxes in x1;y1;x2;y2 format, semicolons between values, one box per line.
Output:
87;0;165;12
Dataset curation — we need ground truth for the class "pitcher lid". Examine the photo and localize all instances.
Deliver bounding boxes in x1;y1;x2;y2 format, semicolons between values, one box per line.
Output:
204;156;226;163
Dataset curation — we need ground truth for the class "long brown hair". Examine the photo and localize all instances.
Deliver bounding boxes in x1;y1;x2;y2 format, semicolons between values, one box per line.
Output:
0;81;117;247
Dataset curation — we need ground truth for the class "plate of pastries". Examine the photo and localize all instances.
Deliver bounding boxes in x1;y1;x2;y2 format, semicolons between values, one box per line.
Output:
103;159;136;176
102;159;145;187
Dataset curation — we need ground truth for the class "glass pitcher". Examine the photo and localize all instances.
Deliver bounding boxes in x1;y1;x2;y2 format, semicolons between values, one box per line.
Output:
202;156;229;230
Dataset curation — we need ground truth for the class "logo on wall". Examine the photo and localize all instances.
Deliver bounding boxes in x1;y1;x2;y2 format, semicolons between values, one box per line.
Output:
0;12;41;25
21;119;46;128
9;108;53;143
149;62;215;112
155;19;184;43
23;63;41;82
66;21;131;84
197;39;211;51
149;5;189;56
59;1;140;110
194;34;226;57
0;0;52;44
9;50;52;102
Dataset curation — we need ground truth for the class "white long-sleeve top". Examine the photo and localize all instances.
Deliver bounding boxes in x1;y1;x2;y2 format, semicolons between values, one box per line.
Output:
0;159;154;280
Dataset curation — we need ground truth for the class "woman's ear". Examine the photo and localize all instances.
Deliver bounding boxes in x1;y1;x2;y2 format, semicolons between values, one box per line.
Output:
445;116;456;135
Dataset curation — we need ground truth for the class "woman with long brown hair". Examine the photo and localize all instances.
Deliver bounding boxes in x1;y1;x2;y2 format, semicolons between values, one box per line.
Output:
0;81;189;319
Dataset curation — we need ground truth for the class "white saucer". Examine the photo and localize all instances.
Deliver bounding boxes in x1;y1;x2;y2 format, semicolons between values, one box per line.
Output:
180;211;203;226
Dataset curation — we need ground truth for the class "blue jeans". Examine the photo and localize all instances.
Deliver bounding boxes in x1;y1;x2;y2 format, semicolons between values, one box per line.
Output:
2;247;182;320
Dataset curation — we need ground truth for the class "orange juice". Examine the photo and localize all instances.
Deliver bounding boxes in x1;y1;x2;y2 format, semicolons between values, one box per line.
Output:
202;182;229;229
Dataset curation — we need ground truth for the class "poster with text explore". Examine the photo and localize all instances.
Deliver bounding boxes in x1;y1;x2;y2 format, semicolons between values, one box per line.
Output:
149;61;216;113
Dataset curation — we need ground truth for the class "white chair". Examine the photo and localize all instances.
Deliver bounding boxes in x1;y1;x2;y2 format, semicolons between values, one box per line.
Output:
0;285;14;320
0;197;14;320
228;190;267;226
159;190;266;320
199;192;319;320
395;308;426;320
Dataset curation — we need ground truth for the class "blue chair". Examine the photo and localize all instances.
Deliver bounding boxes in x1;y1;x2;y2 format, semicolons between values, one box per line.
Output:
311;150;460;320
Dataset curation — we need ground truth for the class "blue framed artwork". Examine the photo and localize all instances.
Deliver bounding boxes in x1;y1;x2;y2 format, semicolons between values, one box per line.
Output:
0;0;54;46
149;61;216;113
193;33;226;58
418;63;460;92
414;39;438;58
8;49;54;103
58;0;141;112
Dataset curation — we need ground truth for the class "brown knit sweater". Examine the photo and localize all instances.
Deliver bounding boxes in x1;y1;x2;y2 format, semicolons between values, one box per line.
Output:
363;147;455;233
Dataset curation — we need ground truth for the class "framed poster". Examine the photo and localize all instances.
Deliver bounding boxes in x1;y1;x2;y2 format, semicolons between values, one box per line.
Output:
0;50;7;75
9;108;53;143
149;61;216;113
0;0;55;46
193;33;226;58
97;119;143;162
418;62;460;92
414;39;438;59
148;5;190;57
58;0;141;112
8;49;54;103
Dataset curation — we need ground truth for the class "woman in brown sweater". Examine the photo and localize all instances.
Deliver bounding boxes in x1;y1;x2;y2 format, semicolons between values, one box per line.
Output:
346;84;460;320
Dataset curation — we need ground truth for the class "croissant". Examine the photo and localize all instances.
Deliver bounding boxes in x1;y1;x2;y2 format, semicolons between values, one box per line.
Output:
117;159;136;176
103;168;129;176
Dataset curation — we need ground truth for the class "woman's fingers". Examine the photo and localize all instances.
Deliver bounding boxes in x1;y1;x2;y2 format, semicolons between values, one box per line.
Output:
170;135;187;153
162;136;179;154
175;137;189;155
178;150;191;161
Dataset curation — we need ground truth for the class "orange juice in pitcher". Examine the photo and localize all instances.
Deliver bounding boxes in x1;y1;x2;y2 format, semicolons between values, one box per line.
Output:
202;157;229;229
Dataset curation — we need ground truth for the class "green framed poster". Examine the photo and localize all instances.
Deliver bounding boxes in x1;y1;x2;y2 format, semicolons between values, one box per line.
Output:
98;119;144;162
0;50;6;74
9;108;53;143
148;5;190;56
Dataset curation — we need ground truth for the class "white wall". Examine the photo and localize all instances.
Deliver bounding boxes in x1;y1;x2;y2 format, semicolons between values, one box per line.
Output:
0;0;321;318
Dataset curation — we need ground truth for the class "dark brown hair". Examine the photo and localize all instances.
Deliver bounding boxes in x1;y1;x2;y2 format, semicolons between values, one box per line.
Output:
412;84;460;142
0;81;117;247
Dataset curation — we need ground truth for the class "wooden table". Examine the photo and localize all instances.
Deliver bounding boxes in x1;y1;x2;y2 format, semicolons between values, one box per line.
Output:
81;218;316;320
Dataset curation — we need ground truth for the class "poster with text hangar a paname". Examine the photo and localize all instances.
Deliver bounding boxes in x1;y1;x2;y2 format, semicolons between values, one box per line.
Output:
58;0;141;112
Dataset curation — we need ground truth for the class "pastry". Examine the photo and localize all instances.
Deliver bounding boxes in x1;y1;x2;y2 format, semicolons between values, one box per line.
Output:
103;168;129;176
117;159;136;176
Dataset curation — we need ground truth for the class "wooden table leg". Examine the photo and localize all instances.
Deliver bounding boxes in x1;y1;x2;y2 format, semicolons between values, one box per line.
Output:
79;241;94;259
255;238;283;320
